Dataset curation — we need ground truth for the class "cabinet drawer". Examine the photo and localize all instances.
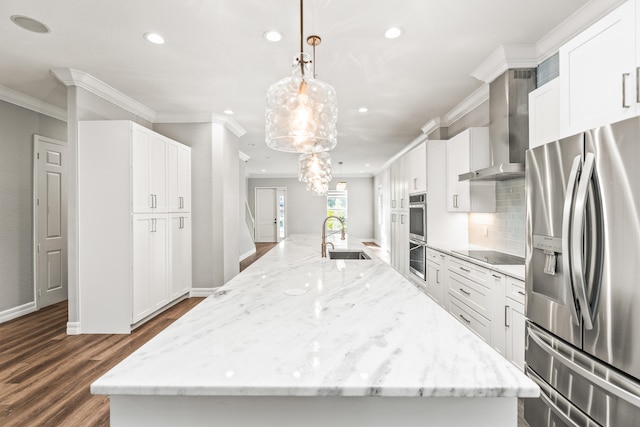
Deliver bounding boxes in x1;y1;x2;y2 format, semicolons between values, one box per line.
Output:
449;296;491;343
506;276;525;304
448;256;489;287
448;272;492;318
426;249;444;265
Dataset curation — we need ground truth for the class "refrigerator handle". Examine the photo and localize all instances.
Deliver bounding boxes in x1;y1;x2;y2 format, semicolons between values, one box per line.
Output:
571;153;598;330
561;155;582;326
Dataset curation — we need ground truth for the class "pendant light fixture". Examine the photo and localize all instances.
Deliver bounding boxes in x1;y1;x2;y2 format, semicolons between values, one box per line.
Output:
298;152;332;195
265;0;338;154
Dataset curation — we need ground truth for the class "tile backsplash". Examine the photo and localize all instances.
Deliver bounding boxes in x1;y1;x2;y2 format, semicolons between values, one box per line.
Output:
468;178;525;257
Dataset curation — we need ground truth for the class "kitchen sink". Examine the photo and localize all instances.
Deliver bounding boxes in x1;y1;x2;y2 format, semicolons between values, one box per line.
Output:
328;250;371;260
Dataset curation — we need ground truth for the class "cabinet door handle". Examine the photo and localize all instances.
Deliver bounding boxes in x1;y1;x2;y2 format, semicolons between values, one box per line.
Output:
151;218;157;233
414;178;418;190
505;305;510;327
459;314;471;324
400;198;405;209
391;200;396;209
459;288;471;296
453;194;458;208
436;270;440;284
492;274;502;279
400;214;405;225
623;72;631;108
459;267;470;273
391;214;396;223
518;290;525;296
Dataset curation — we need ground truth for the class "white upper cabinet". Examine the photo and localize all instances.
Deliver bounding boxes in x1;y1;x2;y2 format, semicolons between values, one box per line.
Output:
168;140;191;212
560;0;637;135
529;77;561;149
132;127;168;213
446;127;495;212
391;154;408;210
407;142;427;195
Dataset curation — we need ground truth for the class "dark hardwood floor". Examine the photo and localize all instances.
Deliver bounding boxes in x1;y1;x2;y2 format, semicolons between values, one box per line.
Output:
240;242;277;272
0;297;203;426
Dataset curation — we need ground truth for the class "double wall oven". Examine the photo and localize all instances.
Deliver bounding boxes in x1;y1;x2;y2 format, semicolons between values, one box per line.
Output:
409;193;427;281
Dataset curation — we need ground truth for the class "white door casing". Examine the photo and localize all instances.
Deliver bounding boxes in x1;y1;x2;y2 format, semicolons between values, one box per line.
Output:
33;135;68;309
255;188;278;243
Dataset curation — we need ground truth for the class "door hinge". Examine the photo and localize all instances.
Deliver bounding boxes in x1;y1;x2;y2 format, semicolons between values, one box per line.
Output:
37;152;40;159
37;198;39;206
38;290;42;297
37;243;40;252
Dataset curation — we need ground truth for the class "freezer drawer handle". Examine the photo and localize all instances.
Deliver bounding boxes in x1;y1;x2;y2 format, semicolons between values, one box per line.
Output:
622;72;631;108
459;288;471;296
561;155;582;326
528;326;640;408
526;368;591;427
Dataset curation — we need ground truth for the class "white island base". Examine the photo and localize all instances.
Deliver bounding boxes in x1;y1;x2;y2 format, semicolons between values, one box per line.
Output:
111;395;515;427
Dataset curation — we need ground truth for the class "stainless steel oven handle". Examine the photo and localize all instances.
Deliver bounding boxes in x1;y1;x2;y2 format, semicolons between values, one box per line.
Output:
562;155;582;325
528;325;640;408
526;368;588;427
571;152;597;330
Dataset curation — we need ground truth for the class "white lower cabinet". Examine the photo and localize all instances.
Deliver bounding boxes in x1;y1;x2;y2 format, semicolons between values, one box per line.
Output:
170;214;192;300
391;212;408;275
426;249;447;307
505;277;526;371
440;250;524;370
132;214;169;324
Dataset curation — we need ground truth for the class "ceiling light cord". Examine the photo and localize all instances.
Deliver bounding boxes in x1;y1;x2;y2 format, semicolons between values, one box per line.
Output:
299;0;305;77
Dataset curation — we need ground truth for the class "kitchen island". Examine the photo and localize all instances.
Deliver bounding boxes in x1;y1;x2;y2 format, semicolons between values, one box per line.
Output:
92;234;538;427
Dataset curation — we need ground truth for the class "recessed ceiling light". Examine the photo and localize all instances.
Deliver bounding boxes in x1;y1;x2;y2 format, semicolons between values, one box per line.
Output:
224;109;234;115
144;32;165;44
10;15;50;33
263;30;282;42
384;27;403;39
261;169;267;172
365;164;370;167
358;107;368;113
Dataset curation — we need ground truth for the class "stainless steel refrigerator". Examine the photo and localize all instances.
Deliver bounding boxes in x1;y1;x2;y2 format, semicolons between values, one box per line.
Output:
525;116;640;427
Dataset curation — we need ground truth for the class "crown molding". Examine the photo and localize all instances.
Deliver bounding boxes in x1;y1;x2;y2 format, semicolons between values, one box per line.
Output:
239;151;250;162
50;68;156;122
471;45;538;83
0;84;67;122
442;83;489;126
154;112;247;138
420;117;441;135
374;132;428;175
535;0;627;62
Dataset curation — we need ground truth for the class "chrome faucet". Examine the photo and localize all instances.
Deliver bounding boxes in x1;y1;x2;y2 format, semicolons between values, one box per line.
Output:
321;216;346;257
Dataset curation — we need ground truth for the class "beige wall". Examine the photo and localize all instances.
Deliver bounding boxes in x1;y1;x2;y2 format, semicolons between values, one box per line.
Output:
248;177;375;240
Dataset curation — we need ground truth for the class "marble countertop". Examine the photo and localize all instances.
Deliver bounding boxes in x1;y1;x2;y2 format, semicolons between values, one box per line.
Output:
92;234;537;398
427;244;525;281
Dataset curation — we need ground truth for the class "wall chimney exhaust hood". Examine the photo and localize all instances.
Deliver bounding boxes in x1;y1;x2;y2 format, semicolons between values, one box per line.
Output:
459;68;536;181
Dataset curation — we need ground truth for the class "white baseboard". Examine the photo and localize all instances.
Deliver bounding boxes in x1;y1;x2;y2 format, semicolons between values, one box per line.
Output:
66;322;81;335
190;287;221;297
0;301;37;324
239;248;256;262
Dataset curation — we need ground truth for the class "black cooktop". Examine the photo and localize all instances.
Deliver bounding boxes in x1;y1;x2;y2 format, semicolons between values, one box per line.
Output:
452;250;524;265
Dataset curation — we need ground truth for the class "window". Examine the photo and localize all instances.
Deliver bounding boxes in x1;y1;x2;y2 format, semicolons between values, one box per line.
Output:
326;190;347;231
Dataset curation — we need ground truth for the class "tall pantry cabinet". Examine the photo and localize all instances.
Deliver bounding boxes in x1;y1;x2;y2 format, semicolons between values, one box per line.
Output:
78;120;192;333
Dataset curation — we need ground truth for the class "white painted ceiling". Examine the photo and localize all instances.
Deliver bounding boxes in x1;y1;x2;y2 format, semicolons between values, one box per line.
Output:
0;0;611;176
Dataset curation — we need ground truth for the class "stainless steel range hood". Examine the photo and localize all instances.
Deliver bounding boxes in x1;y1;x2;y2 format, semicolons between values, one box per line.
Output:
459;68;536;181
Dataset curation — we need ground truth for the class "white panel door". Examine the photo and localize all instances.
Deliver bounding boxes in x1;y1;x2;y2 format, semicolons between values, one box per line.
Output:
168;142;191;212
34;135;68;308
132;126;152;213
149;134;168;212
255;188;277;243
132;215;152;323
170;214;192;299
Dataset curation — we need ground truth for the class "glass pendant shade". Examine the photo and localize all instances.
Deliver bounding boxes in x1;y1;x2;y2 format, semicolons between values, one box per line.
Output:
298;152;332;196
266;54;338;153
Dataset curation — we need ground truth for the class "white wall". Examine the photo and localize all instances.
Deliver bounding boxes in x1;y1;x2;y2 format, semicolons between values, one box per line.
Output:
247;177;375;239
238;158;255;258
0;100;66;313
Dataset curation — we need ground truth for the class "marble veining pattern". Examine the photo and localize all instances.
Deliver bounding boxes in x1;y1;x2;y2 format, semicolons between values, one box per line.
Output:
92;235;538;398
